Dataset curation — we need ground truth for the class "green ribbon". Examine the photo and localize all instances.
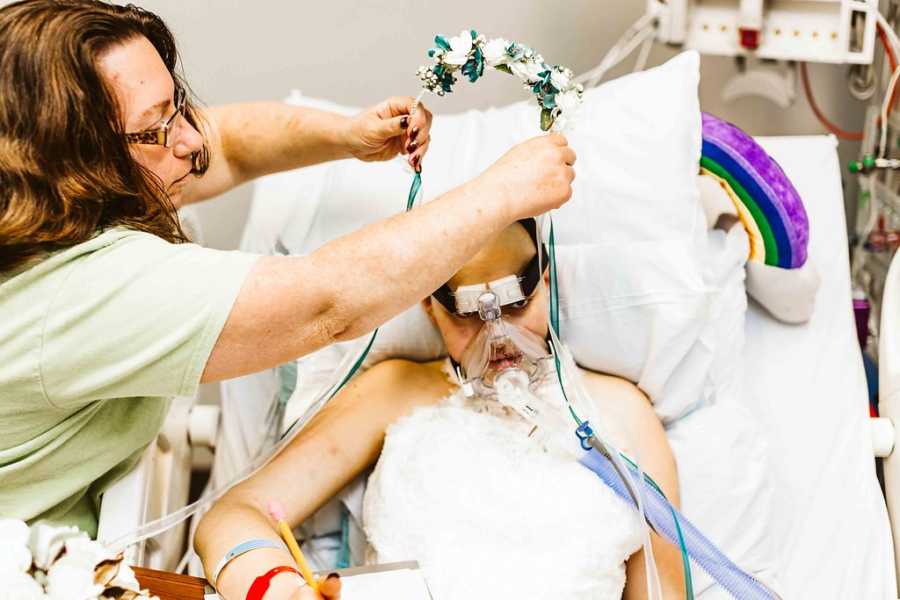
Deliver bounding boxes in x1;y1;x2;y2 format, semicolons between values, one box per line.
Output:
407;171;422;211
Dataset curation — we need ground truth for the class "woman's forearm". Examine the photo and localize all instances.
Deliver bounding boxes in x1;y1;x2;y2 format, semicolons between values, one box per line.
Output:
201;176;509;382
202;134;573;383
181;103;352;205
214;103;353;180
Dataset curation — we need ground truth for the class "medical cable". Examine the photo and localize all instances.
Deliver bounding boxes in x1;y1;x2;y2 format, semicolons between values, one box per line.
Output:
542;199;781;599
879;64;900;158
542;212;798;599
879;24;898;75
575;9;659;89
801;15;900;142
633;32;654;73
538;214;670;599
800;62;865;141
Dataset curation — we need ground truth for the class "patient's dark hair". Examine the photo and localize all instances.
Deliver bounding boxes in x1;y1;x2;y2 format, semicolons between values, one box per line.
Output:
0;0;209;272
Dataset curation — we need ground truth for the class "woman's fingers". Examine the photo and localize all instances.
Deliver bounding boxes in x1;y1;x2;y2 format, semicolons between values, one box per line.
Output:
318;573;341;599
293;573;340;600
409;137;430;171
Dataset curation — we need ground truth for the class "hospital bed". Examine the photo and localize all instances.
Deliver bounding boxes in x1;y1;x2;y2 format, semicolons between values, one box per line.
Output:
743;135;894;598
91;135;897;597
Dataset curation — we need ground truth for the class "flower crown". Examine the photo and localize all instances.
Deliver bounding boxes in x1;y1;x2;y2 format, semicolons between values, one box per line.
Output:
416;30;584;131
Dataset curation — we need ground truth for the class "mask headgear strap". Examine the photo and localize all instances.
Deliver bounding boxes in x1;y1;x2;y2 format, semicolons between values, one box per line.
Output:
431;218;550;314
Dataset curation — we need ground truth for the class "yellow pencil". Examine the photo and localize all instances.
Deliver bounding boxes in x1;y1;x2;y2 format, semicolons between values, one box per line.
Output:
268;500;319;592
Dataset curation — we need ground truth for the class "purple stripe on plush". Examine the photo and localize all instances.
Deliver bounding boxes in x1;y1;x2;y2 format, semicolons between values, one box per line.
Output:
701;113;809;268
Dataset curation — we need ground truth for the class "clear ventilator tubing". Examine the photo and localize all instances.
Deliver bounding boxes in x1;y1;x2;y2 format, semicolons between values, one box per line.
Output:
547;327;663;600
580;447;782;600
631;443;664;599
104;322;379;551
535;211;663;600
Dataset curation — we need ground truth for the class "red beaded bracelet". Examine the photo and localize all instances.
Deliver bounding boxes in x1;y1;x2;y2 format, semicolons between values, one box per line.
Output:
246;565;304;600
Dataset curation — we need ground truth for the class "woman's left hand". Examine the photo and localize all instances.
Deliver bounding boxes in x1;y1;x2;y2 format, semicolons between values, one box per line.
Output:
344;96;432;171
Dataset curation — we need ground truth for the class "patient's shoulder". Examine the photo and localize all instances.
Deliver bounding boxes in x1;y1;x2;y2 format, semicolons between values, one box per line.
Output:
577;368;646;401
366;358;453;396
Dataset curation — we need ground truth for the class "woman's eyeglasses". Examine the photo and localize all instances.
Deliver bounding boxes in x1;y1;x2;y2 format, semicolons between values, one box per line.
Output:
124;87;186;148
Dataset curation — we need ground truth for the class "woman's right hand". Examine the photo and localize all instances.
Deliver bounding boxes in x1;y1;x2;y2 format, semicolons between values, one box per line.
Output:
477;133;577;221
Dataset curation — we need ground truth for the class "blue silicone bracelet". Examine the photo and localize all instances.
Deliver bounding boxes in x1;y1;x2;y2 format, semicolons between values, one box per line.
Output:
212;538;286;589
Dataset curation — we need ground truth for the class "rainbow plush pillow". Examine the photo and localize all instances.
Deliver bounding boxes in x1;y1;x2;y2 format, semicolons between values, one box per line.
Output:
700;112;809;269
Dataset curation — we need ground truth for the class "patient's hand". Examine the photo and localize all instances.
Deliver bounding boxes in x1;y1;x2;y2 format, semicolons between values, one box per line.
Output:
293;574;341;599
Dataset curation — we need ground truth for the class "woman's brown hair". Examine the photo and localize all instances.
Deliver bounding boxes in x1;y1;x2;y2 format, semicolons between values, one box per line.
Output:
0;0;209;272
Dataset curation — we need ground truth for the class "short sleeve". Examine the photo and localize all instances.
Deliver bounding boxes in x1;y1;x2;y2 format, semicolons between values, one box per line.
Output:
40;233;259;407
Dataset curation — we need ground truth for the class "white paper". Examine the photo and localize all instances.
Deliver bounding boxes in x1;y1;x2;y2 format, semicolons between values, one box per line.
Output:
340;568;432;599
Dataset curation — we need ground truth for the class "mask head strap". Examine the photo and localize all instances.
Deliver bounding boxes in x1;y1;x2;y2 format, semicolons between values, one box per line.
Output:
432;218;549;315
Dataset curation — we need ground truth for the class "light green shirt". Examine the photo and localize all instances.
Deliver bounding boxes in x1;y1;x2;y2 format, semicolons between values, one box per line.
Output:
0;228;258;537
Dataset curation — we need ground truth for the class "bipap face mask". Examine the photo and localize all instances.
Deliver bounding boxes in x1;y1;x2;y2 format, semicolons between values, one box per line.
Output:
431;219;554;399
435;278;554;399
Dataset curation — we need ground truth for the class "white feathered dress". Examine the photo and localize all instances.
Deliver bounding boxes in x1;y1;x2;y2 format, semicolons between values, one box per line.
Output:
363;379;642;600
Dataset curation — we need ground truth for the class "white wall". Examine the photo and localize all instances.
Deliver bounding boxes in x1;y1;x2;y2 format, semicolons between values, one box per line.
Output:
117;0;867;250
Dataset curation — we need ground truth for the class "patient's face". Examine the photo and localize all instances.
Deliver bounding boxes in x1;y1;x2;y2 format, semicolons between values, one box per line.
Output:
424;222;549;364
429;281;550;363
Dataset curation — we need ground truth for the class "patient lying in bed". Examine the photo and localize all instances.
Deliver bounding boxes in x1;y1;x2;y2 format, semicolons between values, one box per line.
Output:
362;220;686;599
197;220;686;600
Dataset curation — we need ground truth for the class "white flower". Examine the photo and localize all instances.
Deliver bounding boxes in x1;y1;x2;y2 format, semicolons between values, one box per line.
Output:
483;37;510;66
108;561;142;592
0;571;46;600
63;537;117;570
550;68;571;91
443;30;474;66
46;556;103;600
0;541;32;574
556;89;582;114
510;58;545;83
28;523;83;570
0;519;29;546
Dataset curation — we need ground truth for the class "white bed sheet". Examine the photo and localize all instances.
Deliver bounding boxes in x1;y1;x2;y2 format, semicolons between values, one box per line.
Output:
741;135;895;598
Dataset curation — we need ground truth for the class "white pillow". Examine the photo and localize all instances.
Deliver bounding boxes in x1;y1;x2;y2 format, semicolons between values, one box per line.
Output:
250;51;712;423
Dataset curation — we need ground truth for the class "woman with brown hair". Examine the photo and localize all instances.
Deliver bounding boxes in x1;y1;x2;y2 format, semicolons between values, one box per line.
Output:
0;1;576;597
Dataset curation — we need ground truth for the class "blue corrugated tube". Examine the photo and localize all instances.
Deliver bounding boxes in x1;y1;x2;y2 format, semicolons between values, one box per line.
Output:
579;446;782;600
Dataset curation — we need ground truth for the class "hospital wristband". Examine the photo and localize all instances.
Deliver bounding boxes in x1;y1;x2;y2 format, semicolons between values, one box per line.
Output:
246;566;305;600
212;538;287;590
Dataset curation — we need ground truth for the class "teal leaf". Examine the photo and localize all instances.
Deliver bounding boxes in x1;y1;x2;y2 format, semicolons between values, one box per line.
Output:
435;35;451;50
543;93;557;109
434;64;445;77
470;29;477;40
428;48;436;58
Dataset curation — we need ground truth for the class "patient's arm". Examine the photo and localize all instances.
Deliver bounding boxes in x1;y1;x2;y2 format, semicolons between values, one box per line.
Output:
580;371;685;600
195;359;451;600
